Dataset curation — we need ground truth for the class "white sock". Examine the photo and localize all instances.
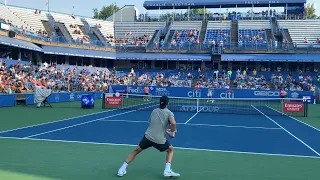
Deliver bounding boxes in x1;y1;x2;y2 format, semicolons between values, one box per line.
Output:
120;162;128;170
165;162;171;171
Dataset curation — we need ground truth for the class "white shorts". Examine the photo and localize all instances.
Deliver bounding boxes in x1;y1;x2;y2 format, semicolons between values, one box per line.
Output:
207;92;213;97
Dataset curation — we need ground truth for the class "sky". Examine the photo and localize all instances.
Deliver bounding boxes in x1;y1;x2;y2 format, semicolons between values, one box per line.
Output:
1;0;319;17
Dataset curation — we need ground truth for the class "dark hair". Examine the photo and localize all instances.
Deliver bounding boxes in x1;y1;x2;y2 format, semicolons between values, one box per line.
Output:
159;96;169;109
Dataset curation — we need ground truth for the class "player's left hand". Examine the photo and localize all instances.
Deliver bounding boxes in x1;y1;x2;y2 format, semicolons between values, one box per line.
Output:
166;129;175;139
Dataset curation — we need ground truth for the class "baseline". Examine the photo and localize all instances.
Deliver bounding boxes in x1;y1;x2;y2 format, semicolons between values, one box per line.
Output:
0;136;319;159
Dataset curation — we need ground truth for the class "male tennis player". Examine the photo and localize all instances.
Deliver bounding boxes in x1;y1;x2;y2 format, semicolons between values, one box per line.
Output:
117;96;180;178
207;85;215;103
143;85;150;101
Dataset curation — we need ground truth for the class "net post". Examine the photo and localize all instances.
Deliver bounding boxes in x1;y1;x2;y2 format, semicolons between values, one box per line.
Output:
102;93;105;109
304;99;308;117
197;98;199;113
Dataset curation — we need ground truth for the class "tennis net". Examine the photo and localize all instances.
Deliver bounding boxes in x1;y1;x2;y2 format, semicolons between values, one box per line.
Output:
102;93;308;117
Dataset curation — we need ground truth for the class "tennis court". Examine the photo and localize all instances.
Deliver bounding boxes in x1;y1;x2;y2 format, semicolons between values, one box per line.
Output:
0;96;320;180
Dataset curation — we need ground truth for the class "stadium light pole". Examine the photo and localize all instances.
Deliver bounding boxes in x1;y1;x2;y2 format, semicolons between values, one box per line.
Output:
47;0;50;12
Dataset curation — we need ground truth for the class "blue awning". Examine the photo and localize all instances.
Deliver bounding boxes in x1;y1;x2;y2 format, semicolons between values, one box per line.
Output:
43;46;211;61
116;52;211;61
42;46;116;59
0;35;42;52
144;0;305;9
221;54;320;62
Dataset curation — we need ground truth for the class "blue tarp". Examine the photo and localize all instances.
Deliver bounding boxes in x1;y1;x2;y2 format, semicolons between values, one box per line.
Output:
43;46;211;61
221;54;320;62
0;35;42;52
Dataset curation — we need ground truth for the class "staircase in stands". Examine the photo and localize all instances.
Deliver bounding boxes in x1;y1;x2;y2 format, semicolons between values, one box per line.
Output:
42;21;53;36
199;20;208;43
46;13;57;36
56;23;73;43
80;18;100;44
231;20;238;46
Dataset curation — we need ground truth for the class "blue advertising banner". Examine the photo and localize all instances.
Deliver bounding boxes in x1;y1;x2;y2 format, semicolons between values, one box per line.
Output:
25;91;103;105
0;94;16;107
23;87;314;105
109;85;314;104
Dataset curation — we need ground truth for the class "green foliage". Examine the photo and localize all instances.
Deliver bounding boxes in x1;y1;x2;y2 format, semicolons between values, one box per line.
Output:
93;3;119;19
304;3;317;19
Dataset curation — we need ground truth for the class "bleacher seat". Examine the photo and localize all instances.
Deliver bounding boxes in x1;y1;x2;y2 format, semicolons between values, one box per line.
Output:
8;6;48;33
278;20;320;45
85;18;114;39
114;22;165;45
238;20;270;47
51;13;86;41
204;21;231;45
170;21;202;44
0;4;26;29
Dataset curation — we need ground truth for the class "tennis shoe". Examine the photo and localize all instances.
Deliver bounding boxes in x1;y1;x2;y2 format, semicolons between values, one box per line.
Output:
117;169;127;177
164;169;180;178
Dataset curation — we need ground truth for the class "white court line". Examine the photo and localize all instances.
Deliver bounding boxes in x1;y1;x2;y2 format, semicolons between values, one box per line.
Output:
0;102;155;134
0;136;319;159
184;106;204;124
25;104;158;138
98;119;282;130
251;105;320;157
266;105;320;133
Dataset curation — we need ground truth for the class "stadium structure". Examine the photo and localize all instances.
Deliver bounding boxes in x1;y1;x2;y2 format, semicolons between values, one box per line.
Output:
0;0;319;72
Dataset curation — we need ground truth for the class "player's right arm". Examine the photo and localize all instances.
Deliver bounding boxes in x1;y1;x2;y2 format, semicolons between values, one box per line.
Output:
168;114;177;132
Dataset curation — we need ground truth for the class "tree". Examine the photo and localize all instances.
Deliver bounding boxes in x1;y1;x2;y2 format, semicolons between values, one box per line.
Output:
304;3;317;19
93;3;119;19
190;8;208;15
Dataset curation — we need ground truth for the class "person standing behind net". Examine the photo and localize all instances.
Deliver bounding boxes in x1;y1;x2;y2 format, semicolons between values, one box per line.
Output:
117;96;180;178
143;85;150;101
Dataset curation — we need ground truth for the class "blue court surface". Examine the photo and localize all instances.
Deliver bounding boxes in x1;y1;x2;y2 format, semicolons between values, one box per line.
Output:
1;106;320;159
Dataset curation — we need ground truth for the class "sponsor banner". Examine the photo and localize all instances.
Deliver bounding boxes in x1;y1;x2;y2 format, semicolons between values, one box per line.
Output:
283;102;304;112
25;91;103;105
302;96;311;103
110;85;314;103
81;95;95;106
105;96;122;107
0;94;15;107
179;105;220;113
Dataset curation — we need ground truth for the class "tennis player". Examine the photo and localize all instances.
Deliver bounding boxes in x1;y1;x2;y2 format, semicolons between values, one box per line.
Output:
143;85;150;101
117;96;180;178
207;85;215;103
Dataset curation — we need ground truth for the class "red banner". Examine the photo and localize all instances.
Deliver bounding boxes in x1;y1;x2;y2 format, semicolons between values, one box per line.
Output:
106;96;122;107
283;102;303;112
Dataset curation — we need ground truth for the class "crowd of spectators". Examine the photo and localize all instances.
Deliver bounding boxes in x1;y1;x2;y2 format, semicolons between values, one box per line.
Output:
107;33;152;46
1;59;319;95
239;29;267;46
271;72;317;91
174;29;199;44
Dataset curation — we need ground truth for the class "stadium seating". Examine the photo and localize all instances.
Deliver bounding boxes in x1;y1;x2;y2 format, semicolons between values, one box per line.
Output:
51;12;86;41
114;22;165;45
0;4;26;29
85;18;114;39
204;21;231;45
8;6;48;33
170;21;202;44
238;20;270;47
278;20;320;45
